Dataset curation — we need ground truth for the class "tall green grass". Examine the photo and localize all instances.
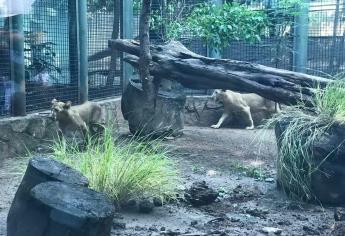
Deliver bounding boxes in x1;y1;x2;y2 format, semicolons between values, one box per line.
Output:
53;128;181;207
266;78;345;201
315;79;345;123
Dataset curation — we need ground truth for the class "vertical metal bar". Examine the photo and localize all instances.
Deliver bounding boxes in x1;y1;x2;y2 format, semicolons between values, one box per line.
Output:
78;0;88;103
68;0;79;100
120;0;133;92
293;1;309;73
150;0;161;43
208;0;222;59
9;15;26;116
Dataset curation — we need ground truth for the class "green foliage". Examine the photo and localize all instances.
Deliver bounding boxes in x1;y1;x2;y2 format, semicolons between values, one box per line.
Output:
231;162;268;180
87;0;114;12
52;127;181;207
314;79;345;123
161;3;268;51
24;31;61;79
265;77;345;201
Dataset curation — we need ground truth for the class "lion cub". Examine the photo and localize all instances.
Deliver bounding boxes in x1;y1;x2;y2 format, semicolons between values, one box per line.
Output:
51;99;104;138
211;89;279;129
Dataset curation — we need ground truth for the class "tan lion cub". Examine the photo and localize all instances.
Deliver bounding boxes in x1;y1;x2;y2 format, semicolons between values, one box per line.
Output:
51;99;104;138
211;89;279;129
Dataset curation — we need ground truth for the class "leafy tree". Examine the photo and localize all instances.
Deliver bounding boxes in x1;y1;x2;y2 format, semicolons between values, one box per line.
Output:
152;2;268;52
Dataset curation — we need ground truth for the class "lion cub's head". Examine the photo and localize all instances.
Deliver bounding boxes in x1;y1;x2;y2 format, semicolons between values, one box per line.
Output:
51;99;72;119
211;89;226;103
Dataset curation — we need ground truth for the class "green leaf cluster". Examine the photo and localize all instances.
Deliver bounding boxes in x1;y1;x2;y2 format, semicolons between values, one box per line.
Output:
164;3;268;51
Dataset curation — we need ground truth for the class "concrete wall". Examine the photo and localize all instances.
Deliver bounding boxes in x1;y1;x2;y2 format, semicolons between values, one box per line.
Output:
0;98;126;161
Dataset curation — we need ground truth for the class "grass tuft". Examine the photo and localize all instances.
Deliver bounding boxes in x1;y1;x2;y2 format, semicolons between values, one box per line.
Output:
264;77;345;201
52;127;181;207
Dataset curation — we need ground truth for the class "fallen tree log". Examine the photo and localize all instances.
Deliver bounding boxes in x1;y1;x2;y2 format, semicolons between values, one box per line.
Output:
109;39;332;106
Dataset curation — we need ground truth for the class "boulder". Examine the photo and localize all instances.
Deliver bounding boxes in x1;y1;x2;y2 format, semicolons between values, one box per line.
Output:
185;181;219;207
28;181;115;236
275;120;345;204
7;156;89;236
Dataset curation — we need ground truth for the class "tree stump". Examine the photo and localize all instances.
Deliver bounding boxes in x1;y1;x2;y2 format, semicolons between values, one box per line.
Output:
7;156;89;236
26;181;115;236
121;79;186;137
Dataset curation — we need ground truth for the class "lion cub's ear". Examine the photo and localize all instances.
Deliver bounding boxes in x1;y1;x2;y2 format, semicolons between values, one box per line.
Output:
64;101;72;109
221;89;226;92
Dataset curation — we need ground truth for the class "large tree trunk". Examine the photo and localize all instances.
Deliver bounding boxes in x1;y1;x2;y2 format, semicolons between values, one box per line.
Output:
139;0;155;103
109;39;332;106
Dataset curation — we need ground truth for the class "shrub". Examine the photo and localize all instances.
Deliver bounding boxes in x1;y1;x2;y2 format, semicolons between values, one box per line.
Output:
53;128;181;207
156;2;267;51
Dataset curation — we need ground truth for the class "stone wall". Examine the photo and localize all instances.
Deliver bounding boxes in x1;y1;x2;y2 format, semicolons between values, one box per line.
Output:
0;95;274;160
0;98;126;161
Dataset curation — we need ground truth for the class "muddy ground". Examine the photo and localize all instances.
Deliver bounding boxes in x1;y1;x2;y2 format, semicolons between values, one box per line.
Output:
0;126;340;236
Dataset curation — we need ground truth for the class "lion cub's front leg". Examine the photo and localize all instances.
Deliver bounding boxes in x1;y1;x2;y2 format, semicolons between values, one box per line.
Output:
241;106;254;130
211;113;229;129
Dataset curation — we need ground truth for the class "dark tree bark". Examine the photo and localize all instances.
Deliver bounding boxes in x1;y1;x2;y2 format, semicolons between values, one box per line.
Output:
139;0;156;105
109;39;332;106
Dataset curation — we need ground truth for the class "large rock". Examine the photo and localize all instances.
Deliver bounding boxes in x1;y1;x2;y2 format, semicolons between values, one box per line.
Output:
7;156;89;236
121;79;186;137
29;181;115;236
185;181;219;207
275;120;345;204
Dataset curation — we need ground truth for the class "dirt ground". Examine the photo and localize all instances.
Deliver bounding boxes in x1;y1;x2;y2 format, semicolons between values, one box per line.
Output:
0;126;339;236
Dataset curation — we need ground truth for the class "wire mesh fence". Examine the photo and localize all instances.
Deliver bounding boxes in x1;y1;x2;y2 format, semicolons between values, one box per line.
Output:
307;1;345;76
222;0;345;77
87;1;122;101
0;18;11;117
24;0;79;113
0;0;344;117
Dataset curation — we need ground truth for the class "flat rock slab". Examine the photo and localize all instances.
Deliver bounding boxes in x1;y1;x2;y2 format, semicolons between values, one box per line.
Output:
30;181;115;234
29;156;89;186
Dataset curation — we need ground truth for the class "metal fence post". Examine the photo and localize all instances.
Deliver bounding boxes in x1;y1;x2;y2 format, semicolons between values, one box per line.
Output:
120;0;133;92
68;0;79;100
293;1;310;73
207;0;222;59
9;15;26;116
78;0;88;103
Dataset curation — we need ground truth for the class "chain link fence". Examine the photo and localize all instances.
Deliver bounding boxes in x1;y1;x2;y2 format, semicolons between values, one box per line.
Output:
0;0;344;117
0;18;11;117
25;1;79;113
87;1;122;101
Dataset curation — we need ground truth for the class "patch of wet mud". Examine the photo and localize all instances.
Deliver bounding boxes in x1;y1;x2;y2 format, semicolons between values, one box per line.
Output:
0;126;337;236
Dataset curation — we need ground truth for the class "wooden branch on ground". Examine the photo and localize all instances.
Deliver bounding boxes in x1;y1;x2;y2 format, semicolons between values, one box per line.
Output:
109;39;332;106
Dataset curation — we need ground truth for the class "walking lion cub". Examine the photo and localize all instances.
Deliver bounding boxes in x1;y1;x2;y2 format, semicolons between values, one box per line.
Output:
51;99;104;138
211;89;279;129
